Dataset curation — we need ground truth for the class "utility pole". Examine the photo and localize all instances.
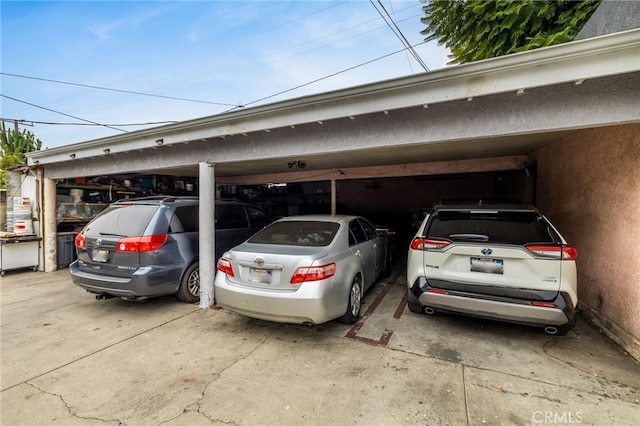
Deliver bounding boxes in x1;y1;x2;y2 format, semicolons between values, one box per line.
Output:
0;118;34;132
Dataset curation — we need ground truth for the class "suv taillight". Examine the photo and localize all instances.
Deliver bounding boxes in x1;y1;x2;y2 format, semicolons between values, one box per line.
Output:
526;245;577;260
290;263;336;284
410;238;451;251
75;233;86;249
217;257;234;277
116;235;167;252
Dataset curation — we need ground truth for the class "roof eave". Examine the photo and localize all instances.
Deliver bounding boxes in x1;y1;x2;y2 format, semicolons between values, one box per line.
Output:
27;28;640;166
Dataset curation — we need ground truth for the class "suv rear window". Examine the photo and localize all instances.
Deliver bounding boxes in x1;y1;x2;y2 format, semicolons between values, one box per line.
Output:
83;205;158;237
426;211;559;245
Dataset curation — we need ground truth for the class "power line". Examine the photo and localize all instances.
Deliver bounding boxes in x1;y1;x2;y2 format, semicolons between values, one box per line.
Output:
237;40;428;110
2;3;429;134
369;0;429;72
2;40;429;131
0;117;179;127
0;72;241;108
1;94;127;133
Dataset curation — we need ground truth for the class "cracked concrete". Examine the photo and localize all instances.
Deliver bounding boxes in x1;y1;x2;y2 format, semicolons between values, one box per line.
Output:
2;268;639;425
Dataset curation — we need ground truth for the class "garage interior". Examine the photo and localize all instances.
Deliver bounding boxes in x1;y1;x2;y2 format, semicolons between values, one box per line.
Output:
54;166;534;259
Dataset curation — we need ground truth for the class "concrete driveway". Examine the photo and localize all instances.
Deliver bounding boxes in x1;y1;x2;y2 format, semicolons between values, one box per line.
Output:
1;267;638;425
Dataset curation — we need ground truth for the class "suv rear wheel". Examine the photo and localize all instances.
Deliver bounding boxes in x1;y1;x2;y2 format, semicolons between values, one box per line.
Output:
177;262;200;303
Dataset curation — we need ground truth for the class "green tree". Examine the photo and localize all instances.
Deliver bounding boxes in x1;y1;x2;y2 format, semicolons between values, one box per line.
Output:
421;0;601;64
1;121;42;189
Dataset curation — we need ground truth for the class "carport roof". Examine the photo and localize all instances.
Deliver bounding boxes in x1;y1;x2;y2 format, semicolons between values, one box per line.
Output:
26;29;640;178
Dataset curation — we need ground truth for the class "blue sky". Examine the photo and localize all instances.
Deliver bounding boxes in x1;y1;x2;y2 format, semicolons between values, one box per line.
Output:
1;0;449;149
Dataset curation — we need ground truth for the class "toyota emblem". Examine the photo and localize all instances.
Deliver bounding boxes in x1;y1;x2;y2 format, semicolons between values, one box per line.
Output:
254;257;265;267
481;248;493;255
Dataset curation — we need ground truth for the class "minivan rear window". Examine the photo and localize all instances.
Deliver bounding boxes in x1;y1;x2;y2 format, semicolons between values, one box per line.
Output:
173;206;199;232
427;211;558;245
83;205;158;237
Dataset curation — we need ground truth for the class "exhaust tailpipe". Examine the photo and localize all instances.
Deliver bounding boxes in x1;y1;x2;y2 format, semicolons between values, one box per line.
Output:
424;306;435;315
544;326;559;335
95;294;114;300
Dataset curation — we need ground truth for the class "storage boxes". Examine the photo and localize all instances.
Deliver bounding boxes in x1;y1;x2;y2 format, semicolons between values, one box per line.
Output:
9;197;35;236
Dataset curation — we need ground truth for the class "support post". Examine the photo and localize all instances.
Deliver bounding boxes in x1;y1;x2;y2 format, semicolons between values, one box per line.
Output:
43;178;57;272
331;179;337;216
198;162;216;309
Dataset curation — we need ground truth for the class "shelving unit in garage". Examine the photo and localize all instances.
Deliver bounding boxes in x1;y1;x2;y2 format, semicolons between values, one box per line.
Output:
54;175;199;268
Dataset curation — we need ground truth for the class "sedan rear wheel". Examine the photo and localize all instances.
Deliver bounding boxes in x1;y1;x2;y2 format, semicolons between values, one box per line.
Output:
338;276;362;324
176;262;199;303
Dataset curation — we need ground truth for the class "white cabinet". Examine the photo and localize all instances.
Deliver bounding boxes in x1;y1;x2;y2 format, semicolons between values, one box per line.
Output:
0;236;40;276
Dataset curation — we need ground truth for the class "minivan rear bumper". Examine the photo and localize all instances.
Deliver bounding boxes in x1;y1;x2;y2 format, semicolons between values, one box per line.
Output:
409;277;575;327
69;260;182;298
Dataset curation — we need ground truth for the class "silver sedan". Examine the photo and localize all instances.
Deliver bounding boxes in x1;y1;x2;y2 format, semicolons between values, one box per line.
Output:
214;215;389;325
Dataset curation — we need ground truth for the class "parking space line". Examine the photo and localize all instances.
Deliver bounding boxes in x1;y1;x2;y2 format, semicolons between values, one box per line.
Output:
345;270;402;347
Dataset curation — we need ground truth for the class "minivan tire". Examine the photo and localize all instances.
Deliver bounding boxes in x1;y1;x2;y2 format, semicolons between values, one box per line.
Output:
176;262;200;303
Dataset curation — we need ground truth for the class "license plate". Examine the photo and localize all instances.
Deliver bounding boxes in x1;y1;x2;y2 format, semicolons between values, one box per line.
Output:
470;257;503;274
249;268;272;284
92;250;110;263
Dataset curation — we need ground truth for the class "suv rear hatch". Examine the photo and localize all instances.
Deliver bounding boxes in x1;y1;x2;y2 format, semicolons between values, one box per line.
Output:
75;204;160;278
418;208;571;301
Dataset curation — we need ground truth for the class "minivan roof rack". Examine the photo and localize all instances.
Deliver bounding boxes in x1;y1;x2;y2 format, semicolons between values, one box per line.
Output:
113;196;199;204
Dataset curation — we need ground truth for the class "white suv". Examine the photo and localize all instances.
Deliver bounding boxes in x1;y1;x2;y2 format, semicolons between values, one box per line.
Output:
406;197;577;335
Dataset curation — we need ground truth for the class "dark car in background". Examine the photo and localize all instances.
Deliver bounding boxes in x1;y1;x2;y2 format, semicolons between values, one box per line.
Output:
70;197;271;303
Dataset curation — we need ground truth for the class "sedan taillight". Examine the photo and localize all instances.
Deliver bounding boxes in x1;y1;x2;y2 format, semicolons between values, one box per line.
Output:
526;245;577;260
75;233;86;249
410;238;451;251
116;235;167;252
290;263;336;284
217;257;234;277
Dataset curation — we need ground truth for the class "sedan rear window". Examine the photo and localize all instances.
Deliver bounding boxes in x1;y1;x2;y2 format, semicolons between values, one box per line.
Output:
427;211;559;245
248;221;339;246
83;205;158;237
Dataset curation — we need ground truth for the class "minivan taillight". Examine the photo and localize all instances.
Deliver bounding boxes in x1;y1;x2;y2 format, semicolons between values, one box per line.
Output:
75;233;86;249
116;234;167;252
410;238;451;251
291;263;336;284
526;245;577;260
217;257;234;277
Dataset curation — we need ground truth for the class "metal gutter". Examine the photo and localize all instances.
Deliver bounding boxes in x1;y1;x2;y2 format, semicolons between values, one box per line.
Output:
27;28;640;166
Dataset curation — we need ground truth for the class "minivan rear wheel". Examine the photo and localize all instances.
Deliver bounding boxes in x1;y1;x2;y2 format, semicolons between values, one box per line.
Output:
176;262;199;303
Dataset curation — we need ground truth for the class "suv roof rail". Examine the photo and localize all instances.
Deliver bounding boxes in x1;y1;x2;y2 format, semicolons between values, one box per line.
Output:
438;195;526;206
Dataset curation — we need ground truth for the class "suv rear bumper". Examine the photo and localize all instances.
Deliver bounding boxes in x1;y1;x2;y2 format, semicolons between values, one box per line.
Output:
409;277;576;327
